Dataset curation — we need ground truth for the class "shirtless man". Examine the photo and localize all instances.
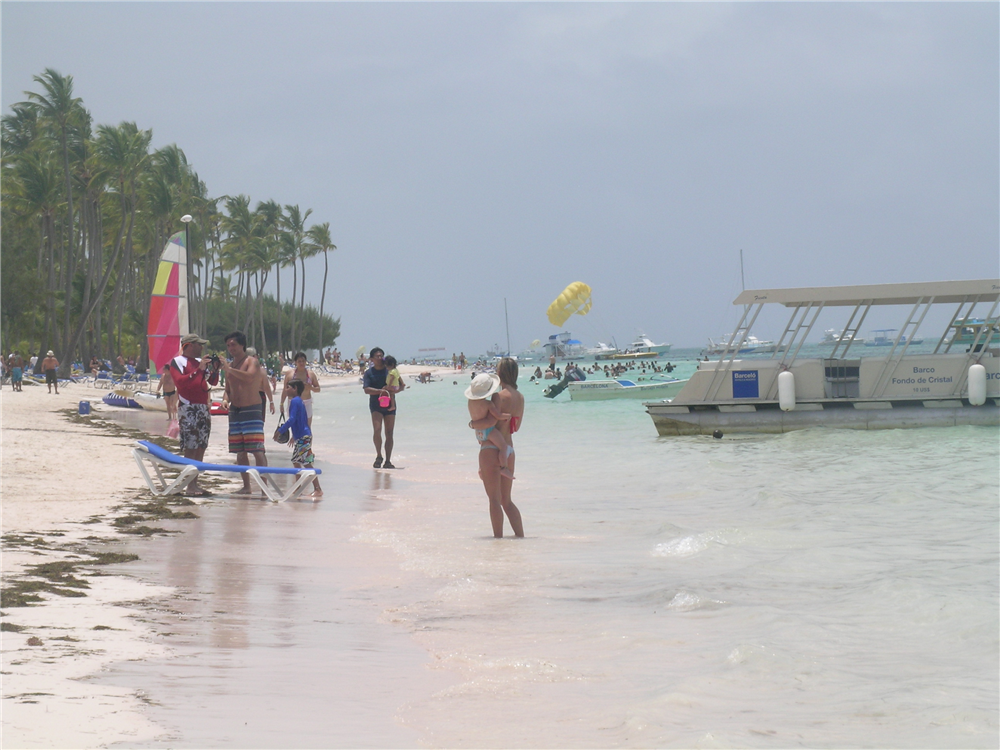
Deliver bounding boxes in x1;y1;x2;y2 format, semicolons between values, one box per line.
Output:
220;331;268;494
42;350;59;394
280;351;320;427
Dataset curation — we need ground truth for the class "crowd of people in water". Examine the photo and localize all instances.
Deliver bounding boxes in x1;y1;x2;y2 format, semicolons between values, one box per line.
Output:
527;359;676;383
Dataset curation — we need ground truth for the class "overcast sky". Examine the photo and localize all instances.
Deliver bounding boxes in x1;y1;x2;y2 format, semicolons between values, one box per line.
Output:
3;2;998;356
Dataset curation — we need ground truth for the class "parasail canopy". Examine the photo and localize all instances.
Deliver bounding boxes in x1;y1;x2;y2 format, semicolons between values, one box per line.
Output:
546;281;592;327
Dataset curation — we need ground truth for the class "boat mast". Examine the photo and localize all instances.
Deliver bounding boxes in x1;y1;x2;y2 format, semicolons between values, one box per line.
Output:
504;297;510;357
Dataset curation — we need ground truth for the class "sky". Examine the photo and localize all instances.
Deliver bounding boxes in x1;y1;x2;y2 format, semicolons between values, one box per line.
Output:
3;2;998;357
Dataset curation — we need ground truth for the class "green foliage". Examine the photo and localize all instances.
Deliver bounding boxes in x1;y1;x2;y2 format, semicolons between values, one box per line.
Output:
203;295;339;355
0;68;340;369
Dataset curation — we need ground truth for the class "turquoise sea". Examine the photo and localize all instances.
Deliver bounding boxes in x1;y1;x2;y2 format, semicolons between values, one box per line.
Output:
105;360;998;748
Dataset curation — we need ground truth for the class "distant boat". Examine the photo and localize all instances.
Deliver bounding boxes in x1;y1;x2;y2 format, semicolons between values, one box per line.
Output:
820;328;865;345
706;334;782;355
626;332;671;356
864;329;923;347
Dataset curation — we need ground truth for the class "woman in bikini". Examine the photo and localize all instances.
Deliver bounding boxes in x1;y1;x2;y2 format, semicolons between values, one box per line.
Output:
470;358;524;538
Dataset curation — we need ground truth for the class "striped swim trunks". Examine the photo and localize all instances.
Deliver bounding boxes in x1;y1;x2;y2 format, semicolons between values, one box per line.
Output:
228;403;265;454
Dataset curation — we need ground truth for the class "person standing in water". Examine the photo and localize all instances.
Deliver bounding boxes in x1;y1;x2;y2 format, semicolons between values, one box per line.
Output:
220;331;268;495
362;347;396;469
470;358;524;538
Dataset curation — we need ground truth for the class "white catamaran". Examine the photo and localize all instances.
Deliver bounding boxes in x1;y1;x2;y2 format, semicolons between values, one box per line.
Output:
645;279;1000;435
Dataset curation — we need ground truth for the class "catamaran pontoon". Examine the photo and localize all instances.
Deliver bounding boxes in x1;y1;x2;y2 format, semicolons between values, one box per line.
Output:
645;279;1000;435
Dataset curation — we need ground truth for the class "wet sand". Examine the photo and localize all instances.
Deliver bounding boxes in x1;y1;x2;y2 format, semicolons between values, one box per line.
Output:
99;463;453;748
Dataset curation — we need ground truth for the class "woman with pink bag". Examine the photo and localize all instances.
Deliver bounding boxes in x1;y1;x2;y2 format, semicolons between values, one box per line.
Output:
362;347;400;469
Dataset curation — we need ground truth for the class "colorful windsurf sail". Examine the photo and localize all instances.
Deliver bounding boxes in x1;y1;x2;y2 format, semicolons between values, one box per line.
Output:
147;231;189;372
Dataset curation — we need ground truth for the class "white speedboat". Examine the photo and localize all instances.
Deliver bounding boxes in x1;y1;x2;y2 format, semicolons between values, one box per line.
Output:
627;332;671;355
569;377;687;401
646;279;1000;435
820;328;865;345
706;334;780;355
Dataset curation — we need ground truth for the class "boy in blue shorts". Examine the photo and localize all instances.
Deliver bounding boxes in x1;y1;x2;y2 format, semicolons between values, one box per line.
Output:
274;379;323;497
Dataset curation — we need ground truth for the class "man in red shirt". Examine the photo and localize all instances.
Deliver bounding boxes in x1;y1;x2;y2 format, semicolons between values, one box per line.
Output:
169;333;220;496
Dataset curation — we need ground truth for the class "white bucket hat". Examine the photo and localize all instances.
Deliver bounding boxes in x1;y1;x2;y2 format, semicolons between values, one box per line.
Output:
464;373;500;400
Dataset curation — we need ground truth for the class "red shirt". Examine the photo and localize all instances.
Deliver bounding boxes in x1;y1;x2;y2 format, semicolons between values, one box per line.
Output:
170;355;219;405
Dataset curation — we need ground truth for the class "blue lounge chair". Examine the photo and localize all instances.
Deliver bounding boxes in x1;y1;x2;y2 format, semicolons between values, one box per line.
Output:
132;440;322;503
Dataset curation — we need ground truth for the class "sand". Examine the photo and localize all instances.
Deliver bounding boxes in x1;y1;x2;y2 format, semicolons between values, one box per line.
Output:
0;363;459;747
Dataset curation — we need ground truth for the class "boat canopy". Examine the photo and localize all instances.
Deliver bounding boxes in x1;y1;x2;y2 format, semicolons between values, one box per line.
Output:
733;279;1000;308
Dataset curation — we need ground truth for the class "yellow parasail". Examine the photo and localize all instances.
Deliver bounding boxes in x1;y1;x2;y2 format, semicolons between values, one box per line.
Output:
547;282;592;327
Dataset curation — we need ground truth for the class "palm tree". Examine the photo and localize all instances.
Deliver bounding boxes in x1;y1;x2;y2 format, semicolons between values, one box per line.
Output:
219;195;261;331
25;69;86;360
281;204;312;353
6;151;62;360
306;222;336;356
59;121;151;376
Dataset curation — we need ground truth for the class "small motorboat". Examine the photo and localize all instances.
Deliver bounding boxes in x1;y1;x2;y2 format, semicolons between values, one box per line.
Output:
102;389;141;409
568;377;687;401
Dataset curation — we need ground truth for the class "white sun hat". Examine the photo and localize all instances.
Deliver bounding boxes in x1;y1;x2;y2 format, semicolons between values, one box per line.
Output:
464;373;501;400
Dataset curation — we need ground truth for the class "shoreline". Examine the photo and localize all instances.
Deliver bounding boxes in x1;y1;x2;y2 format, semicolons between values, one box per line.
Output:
2;384;180;747
0;364;461;747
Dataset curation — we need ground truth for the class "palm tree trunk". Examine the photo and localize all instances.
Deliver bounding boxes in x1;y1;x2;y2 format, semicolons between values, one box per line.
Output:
318;249;329;356
275;265;283;357
289;261;298;356
297;255;307;352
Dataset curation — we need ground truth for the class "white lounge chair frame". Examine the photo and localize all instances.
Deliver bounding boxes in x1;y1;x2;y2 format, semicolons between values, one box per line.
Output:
133;441;321;503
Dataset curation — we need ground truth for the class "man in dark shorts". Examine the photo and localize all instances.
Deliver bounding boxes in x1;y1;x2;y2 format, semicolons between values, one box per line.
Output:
42;350;59;394
362;347;396;468
220;331;268;494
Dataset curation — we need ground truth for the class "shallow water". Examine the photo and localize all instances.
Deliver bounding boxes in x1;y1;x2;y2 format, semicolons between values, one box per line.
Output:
105;365;999;748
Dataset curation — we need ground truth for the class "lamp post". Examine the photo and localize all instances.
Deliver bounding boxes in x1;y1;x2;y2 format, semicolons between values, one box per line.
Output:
180;214;193;335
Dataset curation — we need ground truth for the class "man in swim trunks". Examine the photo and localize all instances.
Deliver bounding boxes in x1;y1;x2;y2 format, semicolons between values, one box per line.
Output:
9;352;24;392
280;351;320;427
42;350;59;394
220;331;268;494
362;347;396;469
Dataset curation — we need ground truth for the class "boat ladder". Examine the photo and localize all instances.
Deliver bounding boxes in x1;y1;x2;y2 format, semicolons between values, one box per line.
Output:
705;303;763;401
763;301;826;399
870;296;935;398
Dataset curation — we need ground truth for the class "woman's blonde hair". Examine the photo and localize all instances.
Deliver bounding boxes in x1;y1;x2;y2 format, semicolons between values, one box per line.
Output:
497;358;518;388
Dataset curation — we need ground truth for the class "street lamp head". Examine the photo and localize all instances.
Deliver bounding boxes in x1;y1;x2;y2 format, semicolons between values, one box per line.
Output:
180;214;193;223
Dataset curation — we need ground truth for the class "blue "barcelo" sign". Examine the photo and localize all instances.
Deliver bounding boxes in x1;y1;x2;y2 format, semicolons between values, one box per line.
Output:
732;370;759;398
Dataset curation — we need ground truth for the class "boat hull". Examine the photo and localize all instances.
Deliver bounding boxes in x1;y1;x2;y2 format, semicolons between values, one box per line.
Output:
645;399;1000;435
594;351;659;361
102;390;141;409
133;392;168;412
570;378;687;401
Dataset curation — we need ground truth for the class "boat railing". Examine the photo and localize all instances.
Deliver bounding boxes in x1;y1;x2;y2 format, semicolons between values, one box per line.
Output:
705;302;763;401
871;296;934;398
762;302;825;399
828;300;873;359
